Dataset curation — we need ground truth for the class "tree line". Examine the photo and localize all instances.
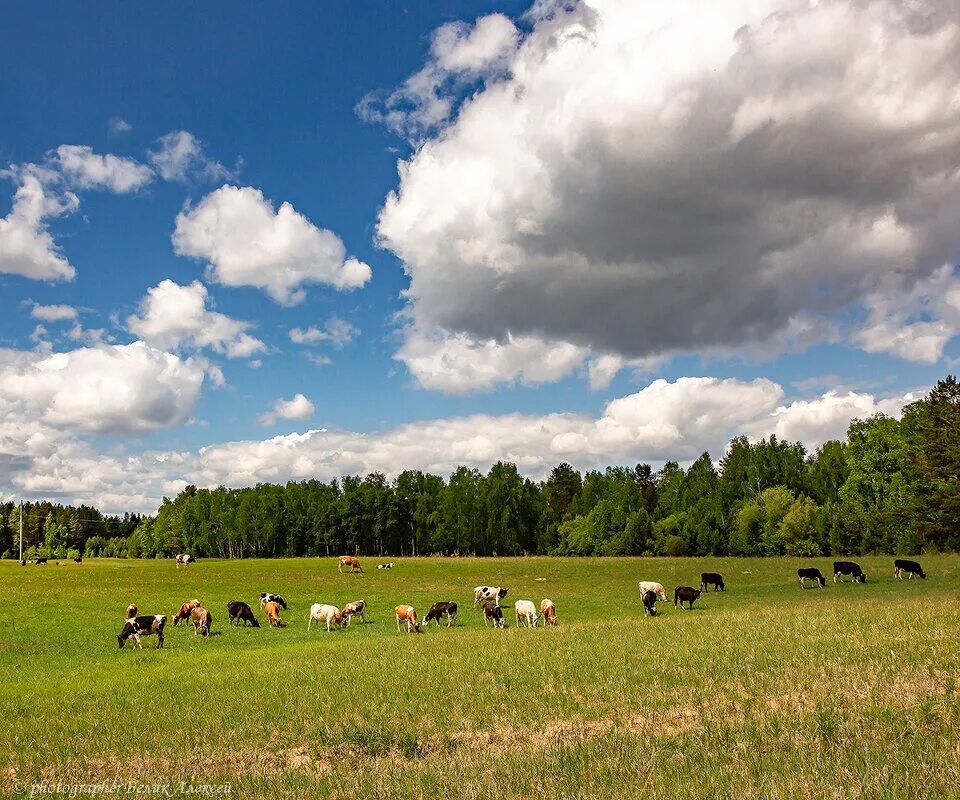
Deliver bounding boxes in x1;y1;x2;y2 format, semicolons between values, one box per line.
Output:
6;375;959;561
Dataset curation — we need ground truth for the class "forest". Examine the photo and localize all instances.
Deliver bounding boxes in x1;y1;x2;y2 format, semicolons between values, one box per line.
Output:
4;375;958;561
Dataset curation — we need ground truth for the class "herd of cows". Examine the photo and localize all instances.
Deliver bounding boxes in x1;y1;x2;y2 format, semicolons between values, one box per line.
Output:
114;555;930;649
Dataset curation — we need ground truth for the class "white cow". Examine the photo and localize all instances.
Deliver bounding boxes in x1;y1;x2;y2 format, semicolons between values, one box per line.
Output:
308;603;345;632
638;581;668;602
515;599;538;627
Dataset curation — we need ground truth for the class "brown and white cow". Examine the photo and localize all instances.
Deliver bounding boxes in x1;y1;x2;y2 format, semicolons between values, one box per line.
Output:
190;606;212;636
482;603;505;628
423;601;458;628
172;599;201;626
540;598;557;626
341;600;366;626
308;603;346;631
263;600;283;627
338;556;364;573
125;603;138;620
395;605;421;633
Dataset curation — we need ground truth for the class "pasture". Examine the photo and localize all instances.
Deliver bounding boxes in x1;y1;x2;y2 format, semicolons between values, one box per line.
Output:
2;555;959;799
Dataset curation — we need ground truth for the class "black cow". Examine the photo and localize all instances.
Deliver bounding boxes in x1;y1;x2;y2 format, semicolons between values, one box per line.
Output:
641;589;658;617
73;556;82;563
226;600;260;627
259;592;287;610
700;572;725;592
894;559;926;580
833;561;866;583
35;557;48;565
482;603;505;628
424;601;458;628
674;586;701;609
798;567;826;589
118;615;167;649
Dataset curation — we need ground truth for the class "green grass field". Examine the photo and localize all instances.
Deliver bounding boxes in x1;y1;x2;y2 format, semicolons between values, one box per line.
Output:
2;556;959;799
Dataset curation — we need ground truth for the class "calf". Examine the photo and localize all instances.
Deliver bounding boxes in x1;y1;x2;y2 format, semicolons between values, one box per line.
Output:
540;598;557;626
338;556;364;573
700;572;725;592
473;585;509;607
175;553;195;567
423;601;457;628
173;599;201;626
515;599;538;627
638;581;668;602
308;603;346;631
395;605;421;634
125;604;138;619
833;561;866;583
263;600;283;627
674;586;701;610
377;563;394;569
482;603;505;628
118;615;166;649
798;567;826;589
895;559;926;580
190;606;212;637
641;589;658;617
341;600;367;626
226;600;260;627
259;592;287;610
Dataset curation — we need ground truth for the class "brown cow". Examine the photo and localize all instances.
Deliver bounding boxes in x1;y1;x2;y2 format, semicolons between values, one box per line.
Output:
263;600;283;627
540;598;557;626
338;556;364;573
395;605;421;633
173;599;201;626
190;606;212;636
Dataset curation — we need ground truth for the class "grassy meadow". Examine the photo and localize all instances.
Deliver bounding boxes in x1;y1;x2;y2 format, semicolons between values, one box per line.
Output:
1;555;959;799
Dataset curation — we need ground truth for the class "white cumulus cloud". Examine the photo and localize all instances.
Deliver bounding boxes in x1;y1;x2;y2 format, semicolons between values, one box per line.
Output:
29;302;78;321
56;145;153;193
258;393;316;426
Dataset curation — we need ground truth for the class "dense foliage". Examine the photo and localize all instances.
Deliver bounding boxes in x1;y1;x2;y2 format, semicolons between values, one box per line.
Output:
5;376;959;560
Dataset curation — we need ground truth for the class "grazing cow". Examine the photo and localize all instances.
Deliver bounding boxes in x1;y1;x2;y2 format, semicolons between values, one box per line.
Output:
308;603;346;632
395;605;422;634
540;599;557;626
895;559;926;580
259;592;287;610
263;601;283;627
125;603;138;619
700;572;725;592
515;599;538;627
482;603;505;628
674;586;701;610
798;567;826;589
638;581;668;602
473;586;509;607
175;553;195;568
35;558;47;565
172;599;201;626
190;606;212;637
641;589;658;617
118;615;166;649
340;600;367;626
423;601;458;628
338;556;364;573
833;561;866;583
377;563;394;569
226;600;260;627
73;556;82;564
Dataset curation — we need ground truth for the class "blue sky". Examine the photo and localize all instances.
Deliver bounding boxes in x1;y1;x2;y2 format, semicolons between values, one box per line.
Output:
1;0;958;513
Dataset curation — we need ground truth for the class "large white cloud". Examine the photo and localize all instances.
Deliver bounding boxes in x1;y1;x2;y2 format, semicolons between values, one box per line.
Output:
56;145;153;193
173;185;372;305
374;0;960;392
127;279;266;359
0;172;78;281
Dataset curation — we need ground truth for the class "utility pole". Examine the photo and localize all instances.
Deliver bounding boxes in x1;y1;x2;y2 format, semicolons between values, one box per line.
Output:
19;501;23;562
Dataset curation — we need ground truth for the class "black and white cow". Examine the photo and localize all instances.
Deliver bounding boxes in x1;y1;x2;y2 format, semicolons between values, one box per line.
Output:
226;600;260;627
798;567;826;589
118;615;167;649
259;592;287;610
73;556;82;564
700;572;725;592
894;559;926;580
674;586;701;609
641;589;658;617
35;558;48;565
482;603;505;628
474;586;509;607
377;563;394;569
424;601;458;628
833;561;866;583
175;553;195;567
